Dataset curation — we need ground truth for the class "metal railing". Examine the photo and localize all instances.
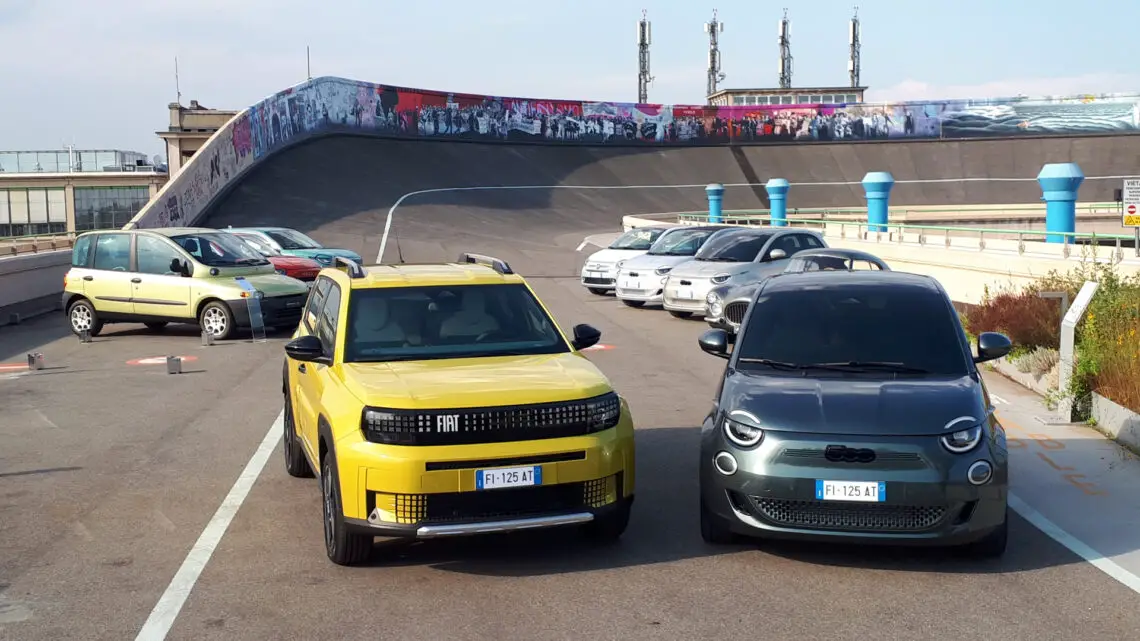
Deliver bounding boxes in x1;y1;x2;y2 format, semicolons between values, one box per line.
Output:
674;202;1124;221
0;232;76;256
673;213;1140;259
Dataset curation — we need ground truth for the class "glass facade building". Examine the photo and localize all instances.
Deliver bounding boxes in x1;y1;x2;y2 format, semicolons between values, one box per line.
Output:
73;186;152;231
0;187;68;237
0;149;154;174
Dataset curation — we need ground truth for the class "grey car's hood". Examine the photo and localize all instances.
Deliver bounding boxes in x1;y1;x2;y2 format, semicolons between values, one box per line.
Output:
621;253;697;273
669;259;751;280
719;371;986;436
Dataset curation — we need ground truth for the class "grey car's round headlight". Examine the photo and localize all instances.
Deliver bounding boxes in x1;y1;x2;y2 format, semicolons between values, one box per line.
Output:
710;272;731;284
940;425;983;453
723;410;764;447
654;266;672;276
967;460;993;485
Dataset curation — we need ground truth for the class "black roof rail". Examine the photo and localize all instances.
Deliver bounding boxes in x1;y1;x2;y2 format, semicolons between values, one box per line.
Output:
457;253;514;275
333;256;366;278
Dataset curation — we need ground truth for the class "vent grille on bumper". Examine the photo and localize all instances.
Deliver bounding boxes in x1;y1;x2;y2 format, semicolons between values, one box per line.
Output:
724;301;748;325
380;474;620;525
750;497;947;532
583;276;615;285
362;393;621;446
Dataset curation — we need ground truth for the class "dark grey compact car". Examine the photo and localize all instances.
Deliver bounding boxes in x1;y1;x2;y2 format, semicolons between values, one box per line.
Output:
706;248;891;333
696;269;1013;557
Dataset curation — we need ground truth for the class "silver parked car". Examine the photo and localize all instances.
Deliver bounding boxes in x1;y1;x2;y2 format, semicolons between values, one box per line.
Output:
697;269;1012;557
580;225;676;295
614;226;734;308
662;227;826;318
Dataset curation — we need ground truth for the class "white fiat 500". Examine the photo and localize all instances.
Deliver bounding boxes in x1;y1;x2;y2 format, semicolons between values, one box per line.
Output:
614;226;733;307
580;226;675;295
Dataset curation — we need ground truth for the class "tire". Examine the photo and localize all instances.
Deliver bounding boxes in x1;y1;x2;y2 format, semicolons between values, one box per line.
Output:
621;299;645;308
67;298;103;337
584;501;632;542
321;450;372;566
700;498;736;545
198;300;235;340
282;389;313;478
962;509;1008;558
587;287;609;296
668;310;691;319
144;321;168;331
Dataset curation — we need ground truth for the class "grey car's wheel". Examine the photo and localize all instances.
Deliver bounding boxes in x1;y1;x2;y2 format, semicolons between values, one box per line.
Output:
700;498;736;544
621;299;645;308
963;509;1008;558
321;451;372;566
587;287;609;296
199;301;235;340
67;298;103;337
668;310;691;319
282;390;313;478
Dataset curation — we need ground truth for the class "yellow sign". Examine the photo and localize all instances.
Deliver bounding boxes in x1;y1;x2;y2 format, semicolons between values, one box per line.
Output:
1125;214;1140;227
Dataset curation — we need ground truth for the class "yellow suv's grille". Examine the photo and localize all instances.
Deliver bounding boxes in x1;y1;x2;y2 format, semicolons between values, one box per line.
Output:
362;393;622;446
373;473;621;525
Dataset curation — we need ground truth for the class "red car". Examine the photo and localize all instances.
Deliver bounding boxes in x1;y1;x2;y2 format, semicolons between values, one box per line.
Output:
229;232;323;285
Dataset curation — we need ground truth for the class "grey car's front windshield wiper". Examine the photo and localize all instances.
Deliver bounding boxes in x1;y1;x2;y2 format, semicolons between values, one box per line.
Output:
735;358;810;370
810;361;931;373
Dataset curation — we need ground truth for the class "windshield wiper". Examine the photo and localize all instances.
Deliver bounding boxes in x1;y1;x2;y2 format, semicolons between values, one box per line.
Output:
735;358;809;370
810;361;931;373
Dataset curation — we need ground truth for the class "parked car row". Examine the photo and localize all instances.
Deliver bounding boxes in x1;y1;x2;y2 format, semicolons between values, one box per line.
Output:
62;225;362;341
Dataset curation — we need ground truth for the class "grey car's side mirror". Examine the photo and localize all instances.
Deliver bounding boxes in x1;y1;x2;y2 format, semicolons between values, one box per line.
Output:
766;248;787;261
973;331;1012;363
698;329;731;359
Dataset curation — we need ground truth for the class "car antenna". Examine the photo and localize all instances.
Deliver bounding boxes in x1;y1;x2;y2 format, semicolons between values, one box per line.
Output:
394;225;406;263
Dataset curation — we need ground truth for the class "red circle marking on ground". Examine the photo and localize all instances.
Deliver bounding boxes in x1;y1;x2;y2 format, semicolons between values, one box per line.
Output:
126;355;200;366
582;344;615;351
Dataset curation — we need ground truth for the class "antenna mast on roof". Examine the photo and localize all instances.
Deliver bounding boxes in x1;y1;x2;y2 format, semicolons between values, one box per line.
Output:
174;56;182;105
637;10;654;103
704;9;725;101
848;6;861;87
778;9;793;89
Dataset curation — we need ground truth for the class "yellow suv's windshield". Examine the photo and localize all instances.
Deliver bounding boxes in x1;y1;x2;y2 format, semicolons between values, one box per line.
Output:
344;283;570;362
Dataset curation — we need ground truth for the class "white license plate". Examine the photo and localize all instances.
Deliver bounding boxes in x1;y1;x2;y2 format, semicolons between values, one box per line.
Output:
588;271;606;279
676;288;693;300
476;465;542;490
815;480;885;502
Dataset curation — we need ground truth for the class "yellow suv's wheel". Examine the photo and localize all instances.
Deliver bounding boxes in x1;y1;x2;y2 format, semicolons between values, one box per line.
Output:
321;452;372;565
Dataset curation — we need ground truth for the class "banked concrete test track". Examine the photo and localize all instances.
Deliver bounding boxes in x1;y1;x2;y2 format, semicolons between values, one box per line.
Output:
3;132;1140;640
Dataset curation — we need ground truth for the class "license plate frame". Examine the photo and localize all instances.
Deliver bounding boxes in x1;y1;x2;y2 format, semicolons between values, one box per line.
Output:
815;480;885;502
476;465;542;490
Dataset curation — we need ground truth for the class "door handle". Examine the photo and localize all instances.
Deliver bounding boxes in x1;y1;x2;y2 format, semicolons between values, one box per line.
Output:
297;364;307;373
82;276;93;281
130;277;142;283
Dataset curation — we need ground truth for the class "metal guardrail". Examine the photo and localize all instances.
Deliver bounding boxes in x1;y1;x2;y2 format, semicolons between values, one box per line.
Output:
673;202;1124;220
0;232;76;256
675;213;1140;259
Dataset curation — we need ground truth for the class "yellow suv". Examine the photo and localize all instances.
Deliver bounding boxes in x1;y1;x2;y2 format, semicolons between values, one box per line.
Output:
281;254;636;565
63;227;311;339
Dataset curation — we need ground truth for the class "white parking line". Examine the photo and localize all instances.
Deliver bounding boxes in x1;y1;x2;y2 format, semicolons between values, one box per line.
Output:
1009;493;1140;595
991;394;1009;405
133;412;284;641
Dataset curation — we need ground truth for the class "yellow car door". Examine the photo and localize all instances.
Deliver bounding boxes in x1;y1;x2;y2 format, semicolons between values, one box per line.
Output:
292;276;334;457
130;234;194;321
86;232;135;315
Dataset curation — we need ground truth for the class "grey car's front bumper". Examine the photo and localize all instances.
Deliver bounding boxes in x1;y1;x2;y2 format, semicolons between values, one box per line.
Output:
699;417;1008;546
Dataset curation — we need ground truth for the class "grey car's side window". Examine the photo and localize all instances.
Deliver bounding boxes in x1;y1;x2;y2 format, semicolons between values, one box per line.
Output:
796;234;824;249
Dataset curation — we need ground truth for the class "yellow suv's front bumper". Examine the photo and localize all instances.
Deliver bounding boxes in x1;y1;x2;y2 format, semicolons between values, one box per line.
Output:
332;408;636;539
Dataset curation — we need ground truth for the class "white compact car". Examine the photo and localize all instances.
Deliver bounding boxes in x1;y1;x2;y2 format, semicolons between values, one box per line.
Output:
614;226;733;307
580;225;674;295
662;227;825;318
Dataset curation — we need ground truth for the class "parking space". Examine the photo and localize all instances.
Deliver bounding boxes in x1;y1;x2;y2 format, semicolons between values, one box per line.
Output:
5;268;1138;639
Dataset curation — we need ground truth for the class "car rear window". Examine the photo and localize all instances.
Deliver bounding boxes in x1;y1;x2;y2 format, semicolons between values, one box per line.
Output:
736;284;970;375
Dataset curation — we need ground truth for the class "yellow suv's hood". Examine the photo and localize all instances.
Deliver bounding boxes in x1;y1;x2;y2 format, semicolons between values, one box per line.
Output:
341;352;614;409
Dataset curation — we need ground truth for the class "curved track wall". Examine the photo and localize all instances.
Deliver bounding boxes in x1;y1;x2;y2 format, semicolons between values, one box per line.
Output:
127;76;1140;232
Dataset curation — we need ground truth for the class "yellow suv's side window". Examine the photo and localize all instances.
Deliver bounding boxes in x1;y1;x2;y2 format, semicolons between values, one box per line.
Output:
303;276;333;333
316;281;341;359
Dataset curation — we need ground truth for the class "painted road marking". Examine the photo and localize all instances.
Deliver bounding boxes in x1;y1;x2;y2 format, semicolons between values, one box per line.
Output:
575;240;589;251
1000;414;1107;496
0;363;28;372
1009;493;1140;596
582;344;615;351
127;356;199;366
991;394;1009;405
133;411;283;641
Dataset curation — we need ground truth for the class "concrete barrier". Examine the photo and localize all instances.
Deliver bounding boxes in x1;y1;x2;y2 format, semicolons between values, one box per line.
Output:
0;251;69;326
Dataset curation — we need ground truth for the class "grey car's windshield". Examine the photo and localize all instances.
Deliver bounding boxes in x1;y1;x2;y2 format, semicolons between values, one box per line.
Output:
694;233;772;262
736;285;969;376
343;284;570;362
646;228;718;256
608;228;665;250
266;229;322;250
170;232;270;267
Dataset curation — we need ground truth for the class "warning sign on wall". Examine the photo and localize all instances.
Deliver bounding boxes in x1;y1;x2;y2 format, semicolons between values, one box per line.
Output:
1124;179;1140;227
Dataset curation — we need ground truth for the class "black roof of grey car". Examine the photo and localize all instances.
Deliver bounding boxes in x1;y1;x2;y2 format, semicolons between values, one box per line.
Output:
789;247;885;262
764;269;940;293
